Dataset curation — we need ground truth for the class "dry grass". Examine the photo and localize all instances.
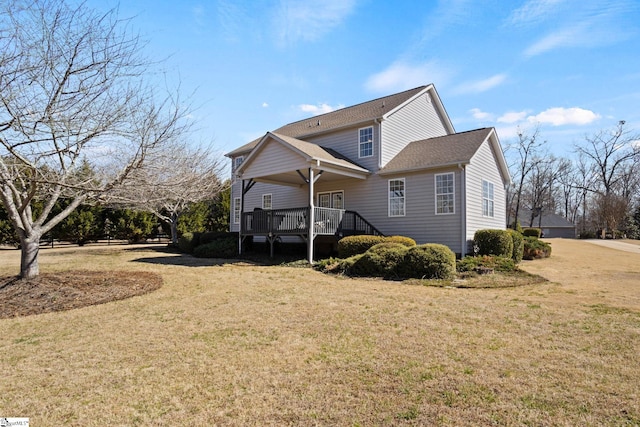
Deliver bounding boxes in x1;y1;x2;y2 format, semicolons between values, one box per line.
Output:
0;240;639;426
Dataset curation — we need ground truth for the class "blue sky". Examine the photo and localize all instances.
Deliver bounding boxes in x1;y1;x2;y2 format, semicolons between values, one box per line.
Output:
91;0;640;163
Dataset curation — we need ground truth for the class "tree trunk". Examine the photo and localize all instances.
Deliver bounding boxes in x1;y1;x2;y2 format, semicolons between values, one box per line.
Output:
20;236;41;279
170;212;179;245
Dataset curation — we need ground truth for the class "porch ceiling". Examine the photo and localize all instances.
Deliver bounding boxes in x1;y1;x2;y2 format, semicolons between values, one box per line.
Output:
250;166;367;187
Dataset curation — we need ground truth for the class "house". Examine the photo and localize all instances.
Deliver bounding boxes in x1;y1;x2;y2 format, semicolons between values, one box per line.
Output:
517;210;577;238
226;85;511;261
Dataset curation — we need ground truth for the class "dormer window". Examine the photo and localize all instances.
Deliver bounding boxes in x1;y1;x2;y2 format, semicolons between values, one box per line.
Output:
233;156;244;171
359;126;373;158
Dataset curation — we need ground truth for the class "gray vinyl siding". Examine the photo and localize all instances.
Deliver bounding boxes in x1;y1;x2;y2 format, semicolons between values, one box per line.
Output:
305;125;380;172
242;141;309;179
464;139;507;247
314;169;463;254
381;93;449;166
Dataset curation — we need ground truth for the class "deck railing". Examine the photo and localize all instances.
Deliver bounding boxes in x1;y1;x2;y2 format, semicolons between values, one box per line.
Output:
241;207;383;237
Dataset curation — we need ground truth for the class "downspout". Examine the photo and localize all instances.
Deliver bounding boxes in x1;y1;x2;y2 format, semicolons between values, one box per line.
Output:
458;163;466;257
375;118;383;169
239;179;245;255
308;168;315;263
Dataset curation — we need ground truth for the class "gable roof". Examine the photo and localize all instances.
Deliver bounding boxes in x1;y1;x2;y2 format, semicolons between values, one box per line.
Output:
227;85;452;157
236;132;370;184
379;128;494;175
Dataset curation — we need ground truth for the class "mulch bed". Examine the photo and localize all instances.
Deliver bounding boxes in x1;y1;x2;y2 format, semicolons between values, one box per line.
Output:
0;271;163;319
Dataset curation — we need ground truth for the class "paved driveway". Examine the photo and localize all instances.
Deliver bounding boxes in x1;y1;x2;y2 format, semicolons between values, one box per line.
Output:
587;239;640;254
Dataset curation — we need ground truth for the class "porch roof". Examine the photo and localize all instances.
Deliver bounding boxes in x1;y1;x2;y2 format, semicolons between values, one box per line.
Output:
236;132;370;186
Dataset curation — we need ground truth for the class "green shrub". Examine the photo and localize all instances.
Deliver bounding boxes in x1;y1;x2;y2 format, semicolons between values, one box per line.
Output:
193;237;238;258
178;232;201;254
337;235;386;258
507;229;524;263
523;236;552;260
199;231;237;246
457;255;517;273
384;235;416;247
399;244;456;280
522;228;542;238
474;229;513;258
349;243;409;278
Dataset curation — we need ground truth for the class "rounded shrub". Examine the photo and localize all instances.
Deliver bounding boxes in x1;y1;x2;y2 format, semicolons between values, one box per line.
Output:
507;229;524;263
350;242;409;278
399;243;456;280
337;235;386;258
384;235;416;247
522;228;542;238
523;236;552;260
193;237;238;258
474;229;513;258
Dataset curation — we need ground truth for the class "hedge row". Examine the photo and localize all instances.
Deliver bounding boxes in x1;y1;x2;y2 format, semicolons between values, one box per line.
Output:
178;231;238;258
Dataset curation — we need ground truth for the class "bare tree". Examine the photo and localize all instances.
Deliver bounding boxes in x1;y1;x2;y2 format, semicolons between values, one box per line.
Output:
574;121;640;236
505;126;546;227
110;142;228;245
0;0;190;278
521;156;571;227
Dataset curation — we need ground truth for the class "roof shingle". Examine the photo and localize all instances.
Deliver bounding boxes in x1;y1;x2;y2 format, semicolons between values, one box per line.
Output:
226;86;428;157
379;128;494;174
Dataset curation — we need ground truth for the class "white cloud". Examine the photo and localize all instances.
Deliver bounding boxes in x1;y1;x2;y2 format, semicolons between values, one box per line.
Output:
470;108;494;121
498;111;528;123
299;103;344;115
521;2;638;57
262;102;269;108
506;0;565;27
527;107;600;126
453;74;507;95
272;0;357;47
364;60;451;94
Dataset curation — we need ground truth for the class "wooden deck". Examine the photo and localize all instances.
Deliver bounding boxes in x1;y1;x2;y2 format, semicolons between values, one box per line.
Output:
241;207;383;238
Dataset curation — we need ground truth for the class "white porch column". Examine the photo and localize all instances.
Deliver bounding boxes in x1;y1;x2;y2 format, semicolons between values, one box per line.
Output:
308;168;315;263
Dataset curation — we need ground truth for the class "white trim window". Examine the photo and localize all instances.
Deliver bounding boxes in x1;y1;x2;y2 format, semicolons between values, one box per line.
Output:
388;178;405;217
482;180;494;217
359;126;373;158
435;173;455;215
233;197;241;224
233;156;244;171
262;193;272;210
317;191;344;209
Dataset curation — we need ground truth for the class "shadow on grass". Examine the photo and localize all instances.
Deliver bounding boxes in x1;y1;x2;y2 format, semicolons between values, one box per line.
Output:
130;246;309;268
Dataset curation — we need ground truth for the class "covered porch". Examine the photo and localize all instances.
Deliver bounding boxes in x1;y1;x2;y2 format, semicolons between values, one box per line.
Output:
235;132;380;262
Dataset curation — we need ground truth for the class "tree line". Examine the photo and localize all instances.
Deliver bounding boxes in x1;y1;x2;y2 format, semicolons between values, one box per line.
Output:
0;187;231;247
506;121;640;238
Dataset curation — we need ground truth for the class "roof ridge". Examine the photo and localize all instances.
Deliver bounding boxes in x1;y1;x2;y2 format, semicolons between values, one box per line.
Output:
274;85;428;130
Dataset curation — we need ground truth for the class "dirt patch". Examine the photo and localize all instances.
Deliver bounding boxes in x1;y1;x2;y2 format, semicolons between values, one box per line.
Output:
0;271;162;319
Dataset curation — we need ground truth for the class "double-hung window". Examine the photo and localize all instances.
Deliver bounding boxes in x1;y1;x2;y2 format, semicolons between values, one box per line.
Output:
233;197;241;224
388;178;405;217
262;194;272;210
359;126;373;158
482;180;494;217
435;173;455;214
233;156;244;171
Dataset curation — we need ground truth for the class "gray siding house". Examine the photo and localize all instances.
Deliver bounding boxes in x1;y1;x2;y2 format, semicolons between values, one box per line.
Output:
226;85;511;261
